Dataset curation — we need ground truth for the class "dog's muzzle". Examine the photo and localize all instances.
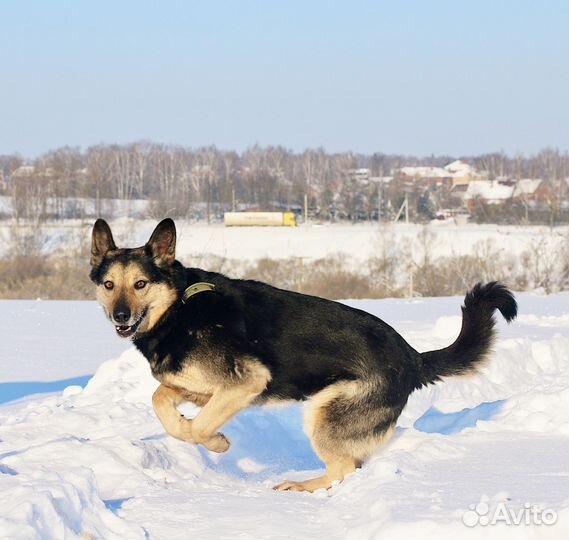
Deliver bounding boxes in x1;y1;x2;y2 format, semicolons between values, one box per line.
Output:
114;309;147;338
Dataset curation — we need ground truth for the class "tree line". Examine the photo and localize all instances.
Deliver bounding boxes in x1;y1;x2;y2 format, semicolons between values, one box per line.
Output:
1;144;568;223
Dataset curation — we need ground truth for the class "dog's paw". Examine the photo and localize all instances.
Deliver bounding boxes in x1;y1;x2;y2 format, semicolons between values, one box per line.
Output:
273;480;311;492
203;432;231;453
273;476;333;493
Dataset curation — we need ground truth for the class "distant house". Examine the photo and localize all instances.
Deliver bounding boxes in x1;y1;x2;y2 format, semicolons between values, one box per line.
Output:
398;166;453;188
346;168;371;184
445;160;481;186
512;179;550;206
397;161;482;190
450;183;469;202
11;165;55;179
369;175;393;185
11;165;36;178
463;180;514;209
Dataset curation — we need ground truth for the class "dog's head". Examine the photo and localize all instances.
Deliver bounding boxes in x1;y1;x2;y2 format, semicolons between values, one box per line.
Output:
89;218;181;339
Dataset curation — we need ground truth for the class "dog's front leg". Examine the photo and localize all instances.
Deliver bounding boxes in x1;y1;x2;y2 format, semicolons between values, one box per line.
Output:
191;381;266;453
152;384;196;443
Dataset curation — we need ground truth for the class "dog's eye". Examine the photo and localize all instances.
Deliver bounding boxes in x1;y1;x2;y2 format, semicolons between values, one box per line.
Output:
134;280;147;290
104;281;114;290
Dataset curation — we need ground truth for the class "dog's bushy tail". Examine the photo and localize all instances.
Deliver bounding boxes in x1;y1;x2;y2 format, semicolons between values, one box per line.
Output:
419;282;517;386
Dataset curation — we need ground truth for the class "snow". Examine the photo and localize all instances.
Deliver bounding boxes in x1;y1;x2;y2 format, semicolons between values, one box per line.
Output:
444;160;479;177
0;301;128;385
2;221;567;269
400;166;451;179
1;293;568;539
513;179;543;197
464;181;514;202
399;161;481;180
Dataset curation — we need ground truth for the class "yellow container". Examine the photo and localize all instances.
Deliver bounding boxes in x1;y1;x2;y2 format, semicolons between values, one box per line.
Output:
224;211;297;227
283;211;296;227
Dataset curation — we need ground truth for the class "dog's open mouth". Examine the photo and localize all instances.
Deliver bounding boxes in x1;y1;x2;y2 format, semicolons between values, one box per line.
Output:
115;310;146;338
115;324;138;338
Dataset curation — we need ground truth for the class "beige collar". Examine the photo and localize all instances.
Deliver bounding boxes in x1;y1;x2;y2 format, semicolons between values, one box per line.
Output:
182;282;216;303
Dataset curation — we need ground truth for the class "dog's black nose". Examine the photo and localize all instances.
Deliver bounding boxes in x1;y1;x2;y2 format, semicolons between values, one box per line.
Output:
113;309;131;324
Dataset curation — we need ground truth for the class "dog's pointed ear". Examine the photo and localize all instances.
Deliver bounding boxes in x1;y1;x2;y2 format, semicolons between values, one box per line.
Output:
146;218;176;265
91;219;117;267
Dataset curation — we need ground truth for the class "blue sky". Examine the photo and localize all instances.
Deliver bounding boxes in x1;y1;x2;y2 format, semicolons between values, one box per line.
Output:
0;0;567;157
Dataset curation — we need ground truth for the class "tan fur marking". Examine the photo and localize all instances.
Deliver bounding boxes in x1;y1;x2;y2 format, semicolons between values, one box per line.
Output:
184;358;270;446
303;380;363;441
155;358;271;453
275;379;396;492
344;425;395;464
158;363;219;396
152;384;196;443
96;260;177;332
306;381;396;462
259;397;298;408
273;454;357;492
181;391;211;407
139;282;177;331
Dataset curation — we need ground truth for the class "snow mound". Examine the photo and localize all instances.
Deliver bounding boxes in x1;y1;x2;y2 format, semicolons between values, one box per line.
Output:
0;467;145;540
1;294;569;539
0;349;206;539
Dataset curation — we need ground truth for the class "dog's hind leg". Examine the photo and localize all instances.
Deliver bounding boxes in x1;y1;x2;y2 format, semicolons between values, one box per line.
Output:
273;453;358;493
274;380;398;493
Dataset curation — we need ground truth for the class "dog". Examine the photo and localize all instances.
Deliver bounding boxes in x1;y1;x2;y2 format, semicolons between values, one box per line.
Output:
90;218;517;492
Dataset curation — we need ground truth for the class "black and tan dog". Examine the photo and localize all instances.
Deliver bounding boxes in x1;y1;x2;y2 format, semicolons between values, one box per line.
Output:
90;218;517;492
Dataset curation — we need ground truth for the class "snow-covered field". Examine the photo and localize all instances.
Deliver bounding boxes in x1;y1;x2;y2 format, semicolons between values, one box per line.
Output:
1;220;567;264
1;293;568;539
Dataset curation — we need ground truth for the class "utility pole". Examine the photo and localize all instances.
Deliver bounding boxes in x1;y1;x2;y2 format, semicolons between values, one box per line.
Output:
206;177;211;225
393;193;409;223
377;165;384;223
377;180;383;223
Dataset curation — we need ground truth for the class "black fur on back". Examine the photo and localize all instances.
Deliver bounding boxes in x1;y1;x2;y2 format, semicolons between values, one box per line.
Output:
127;262;432;405
132;271;516;406
419;281;517;386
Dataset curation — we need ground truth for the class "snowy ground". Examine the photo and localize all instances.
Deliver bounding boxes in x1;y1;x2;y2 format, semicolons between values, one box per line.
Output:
0;293;568;539
1;219;567;264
